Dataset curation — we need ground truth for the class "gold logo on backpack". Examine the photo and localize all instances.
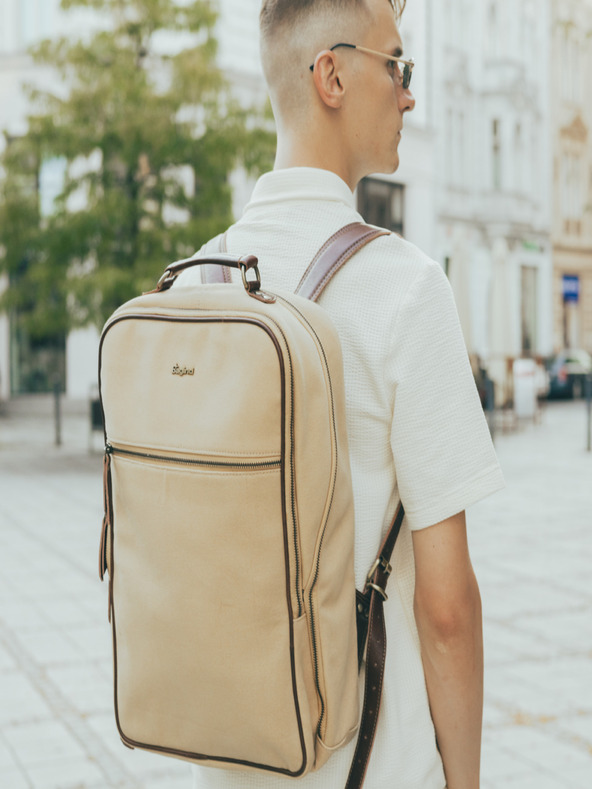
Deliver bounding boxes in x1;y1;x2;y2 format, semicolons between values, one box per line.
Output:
172;364;195;377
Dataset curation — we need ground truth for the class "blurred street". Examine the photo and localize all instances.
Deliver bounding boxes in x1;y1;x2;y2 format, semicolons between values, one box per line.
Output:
0;397;591;788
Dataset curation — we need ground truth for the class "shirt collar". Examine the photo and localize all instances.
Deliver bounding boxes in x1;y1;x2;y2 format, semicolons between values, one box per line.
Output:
244;167;356;213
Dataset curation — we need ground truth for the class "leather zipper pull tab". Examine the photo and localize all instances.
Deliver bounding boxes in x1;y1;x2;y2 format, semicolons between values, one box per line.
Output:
99;449;112;581
99;514;108;582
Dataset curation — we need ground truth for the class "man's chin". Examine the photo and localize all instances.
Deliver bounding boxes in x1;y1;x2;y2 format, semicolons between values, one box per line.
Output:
362;153;400;182
383;153;400;175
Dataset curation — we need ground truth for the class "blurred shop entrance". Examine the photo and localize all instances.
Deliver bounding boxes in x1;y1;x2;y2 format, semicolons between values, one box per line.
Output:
521;264;539;354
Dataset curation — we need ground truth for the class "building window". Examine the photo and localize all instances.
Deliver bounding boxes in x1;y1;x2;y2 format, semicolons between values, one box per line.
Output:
487;3;497;57
445;108;465;188
562;152;584;235
10;321;66;396
457;111;466;187
514;123;523;193
492;119;502;190
39;156;67;218
3;138;67;395
357;178;405;236
562;27;583;104
521;265;538;354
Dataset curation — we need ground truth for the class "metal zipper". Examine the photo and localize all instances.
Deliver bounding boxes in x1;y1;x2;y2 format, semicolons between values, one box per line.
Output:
275;294;339;738
100;311;309;766
105;442;281;471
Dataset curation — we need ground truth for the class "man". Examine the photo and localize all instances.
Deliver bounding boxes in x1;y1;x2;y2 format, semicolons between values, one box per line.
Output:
187;1;504;787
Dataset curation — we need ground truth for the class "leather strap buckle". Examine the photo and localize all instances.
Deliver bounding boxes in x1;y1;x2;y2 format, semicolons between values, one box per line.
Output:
364;556;392;601
240;261;262;293
155;270;177;293
239;261;276;304
366;555;392;582
366;582;388;601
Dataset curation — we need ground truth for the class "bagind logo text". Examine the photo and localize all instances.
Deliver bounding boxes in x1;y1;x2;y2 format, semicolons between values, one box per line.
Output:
172;364;195;377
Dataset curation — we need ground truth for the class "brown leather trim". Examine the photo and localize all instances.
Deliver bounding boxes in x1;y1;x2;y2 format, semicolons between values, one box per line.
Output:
150;253;258;293
99;313;307;776
98;515;107;581
107;457;114;623
346;591;387;789
355;589;370;667
297;223;364;287
98;445;115;620
376;503;405;568
273;294;339;736
166;253;258;276
296;223;389;302
99;452;110;581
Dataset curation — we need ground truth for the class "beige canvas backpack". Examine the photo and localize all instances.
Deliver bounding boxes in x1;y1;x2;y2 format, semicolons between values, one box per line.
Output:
99;223;404;788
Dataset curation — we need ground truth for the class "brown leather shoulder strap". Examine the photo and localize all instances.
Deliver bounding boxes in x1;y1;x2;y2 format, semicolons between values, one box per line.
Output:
346;503;405;789
201;222;389;295
295;222;389;303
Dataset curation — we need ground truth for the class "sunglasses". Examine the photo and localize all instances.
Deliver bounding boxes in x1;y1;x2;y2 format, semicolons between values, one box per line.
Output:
309;43;415;90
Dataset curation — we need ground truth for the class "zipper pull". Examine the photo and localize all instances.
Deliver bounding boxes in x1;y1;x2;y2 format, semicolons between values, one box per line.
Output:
101;446;115;623
99;514;108;582
99;450;111;581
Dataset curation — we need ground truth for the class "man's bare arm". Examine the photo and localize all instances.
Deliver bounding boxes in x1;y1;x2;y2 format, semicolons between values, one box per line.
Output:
412;511;483;789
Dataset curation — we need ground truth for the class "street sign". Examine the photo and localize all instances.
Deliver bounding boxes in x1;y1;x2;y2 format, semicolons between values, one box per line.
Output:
562;275;580;303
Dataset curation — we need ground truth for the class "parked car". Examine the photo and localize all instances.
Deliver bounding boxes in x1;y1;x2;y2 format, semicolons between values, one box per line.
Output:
546;349;592;399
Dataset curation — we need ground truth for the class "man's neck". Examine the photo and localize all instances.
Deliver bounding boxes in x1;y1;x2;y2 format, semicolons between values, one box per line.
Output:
274;135;358;192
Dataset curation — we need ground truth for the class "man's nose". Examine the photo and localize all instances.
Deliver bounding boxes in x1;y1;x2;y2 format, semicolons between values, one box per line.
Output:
399;86;415;113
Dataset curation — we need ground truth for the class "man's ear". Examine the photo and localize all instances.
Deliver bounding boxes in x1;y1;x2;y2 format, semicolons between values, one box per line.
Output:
311;50;345;108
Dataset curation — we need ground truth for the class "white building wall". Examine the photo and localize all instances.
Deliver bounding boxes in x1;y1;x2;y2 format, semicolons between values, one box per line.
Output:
215;0;267;217
216;0;262;79
551;0;592;353
66;326;101;400
434;0;553;400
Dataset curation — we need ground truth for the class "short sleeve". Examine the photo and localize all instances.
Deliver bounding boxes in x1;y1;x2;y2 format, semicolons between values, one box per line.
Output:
387;260;505;530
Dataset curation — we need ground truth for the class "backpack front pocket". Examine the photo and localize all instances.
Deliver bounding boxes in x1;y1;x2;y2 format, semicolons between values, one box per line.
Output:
108;445;309;775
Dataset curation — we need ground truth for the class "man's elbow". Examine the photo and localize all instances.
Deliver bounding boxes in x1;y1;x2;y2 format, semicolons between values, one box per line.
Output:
414;572;482;649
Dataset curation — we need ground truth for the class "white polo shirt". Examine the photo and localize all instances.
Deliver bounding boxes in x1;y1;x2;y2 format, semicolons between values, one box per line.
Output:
184;167;505;789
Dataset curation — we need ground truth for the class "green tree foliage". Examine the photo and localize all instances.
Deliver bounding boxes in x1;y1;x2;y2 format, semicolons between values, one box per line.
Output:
0;0;275;333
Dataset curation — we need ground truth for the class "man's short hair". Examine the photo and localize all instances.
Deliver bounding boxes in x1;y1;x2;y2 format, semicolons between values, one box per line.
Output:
259;0;406;120
260;0;406;38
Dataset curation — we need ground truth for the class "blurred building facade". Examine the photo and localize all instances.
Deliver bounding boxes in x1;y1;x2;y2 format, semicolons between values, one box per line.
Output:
1;0;588;405
0;0;102;401
551;0;592;354
431;0;554;405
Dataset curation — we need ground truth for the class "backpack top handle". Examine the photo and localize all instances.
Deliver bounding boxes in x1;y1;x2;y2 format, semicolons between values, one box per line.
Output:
149;252;276;303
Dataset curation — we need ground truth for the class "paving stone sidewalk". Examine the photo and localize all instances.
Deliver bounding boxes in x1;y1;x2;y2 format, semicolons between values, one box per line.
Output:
0;397;591;788
473;401;592;789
